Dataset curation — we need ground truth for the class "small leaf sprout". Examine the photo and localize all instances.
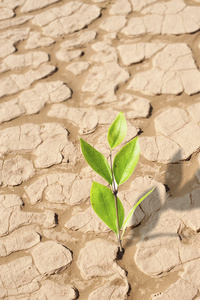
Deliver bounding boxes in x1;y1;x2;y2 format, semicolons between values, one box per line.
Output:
80;112;154;252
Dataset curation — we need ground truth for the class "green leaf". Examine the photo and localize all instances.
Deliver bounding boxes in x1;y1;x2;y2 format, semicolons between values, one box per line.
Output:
107;112;127;149
80;139;112;185
90;182;124;234
121;187;155;240
113;136;140;186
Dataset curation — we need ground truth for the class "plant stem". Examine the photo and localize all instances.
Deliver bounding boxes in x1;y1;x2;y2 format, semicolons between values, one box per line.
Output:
109;151;122;252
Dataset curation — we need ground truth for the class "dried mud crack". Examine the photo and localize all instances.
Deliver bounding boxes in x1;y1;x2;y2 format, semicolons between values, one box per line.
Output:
0;0;200;299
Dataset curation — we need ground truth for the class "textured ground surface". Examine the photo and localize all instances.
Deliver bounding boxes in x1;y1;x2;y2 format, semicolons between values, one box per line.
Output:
0;0;200;299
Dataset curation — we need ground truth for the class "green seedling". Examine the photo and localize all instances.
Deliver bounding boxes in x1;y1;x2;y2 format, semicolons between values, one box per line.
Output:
80;112;154;252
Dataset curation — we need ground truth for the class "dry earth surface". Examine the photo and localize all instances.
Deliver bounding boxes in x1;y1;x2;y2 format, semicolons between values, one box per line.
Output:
0;0;200;299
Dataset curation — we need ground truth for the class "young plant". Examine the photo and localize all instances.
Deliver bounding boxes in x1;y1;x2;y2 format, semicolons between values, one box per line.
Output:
80;112;154;252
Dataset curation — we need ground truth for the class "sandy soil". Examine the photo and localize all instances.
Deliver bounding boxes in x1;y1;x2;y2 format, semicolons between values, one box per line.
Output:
1;0;200;299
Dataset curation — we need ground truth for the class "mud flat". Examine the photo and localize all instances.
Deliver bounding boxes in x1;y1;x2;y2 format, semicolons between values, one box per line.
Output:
0;0;200;299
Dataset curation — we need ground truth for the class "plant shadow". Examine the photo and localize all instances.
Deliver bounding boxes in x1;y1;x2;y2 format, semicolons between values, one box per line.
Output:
123;148;200;248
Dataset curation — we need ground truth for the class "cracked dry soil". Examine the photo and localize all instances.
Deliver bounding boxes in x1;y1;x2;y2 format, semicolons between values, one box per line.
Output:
1;0;200;299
